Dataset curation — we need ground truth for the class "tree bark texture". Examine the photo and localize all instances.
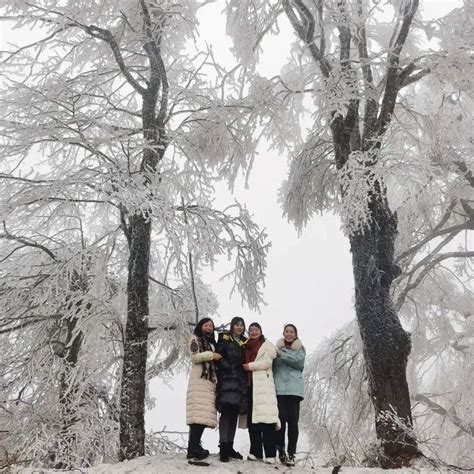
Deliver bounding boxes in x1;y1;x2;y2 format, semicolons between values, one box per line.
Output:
55;317;84;469
54;271;87;469
118;15;166;454
349;194;420;467
119;214;151;460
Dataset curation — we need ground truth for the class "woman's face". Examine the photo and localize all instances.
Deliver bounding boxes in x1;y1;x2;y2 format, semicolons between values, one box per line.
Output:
232;321;245;336
283;326;297;343
248;325;262;339
202;320;214;334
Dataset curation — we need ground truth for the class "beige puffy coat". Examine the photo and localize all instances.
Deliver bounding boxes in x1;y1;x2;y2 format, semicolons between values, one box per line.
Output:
185;335;218;428
245;340;280;427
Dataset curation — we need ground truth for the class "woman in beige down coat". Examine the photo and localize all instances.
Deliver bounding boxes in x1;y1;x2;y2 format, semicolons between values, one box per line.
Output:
185;317;222;461
243;322;279;464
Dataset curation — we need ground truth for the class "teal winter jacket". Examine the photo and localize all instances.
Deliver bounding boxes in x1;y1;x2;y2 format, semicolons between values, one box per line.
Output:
272;338;305;400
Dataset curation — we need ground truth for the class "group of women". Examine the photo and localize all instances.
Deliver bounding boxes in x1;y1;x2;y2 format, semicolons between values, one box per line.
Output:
185;317;305;467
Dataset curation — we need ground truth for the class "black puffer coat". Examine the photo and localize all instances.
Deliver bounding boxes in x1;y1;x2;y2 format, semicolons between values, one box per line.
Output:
216;332;248;414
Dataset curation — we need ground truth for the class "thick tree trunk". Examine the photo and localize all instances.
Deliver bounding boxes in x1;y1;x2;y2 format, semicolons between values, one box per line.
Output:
349;195;420;467
119;214;151;460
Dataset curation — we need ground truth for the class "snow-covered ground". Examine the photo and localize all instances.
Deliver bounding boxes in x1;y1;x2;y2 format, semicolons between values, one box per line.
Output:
13;454;446;473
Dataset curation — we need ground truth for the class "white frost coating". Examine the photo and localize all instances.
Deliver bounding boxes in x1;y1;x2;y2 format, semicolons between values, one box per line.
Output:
225;0;282;68
280;129;339;232
337;150;385;236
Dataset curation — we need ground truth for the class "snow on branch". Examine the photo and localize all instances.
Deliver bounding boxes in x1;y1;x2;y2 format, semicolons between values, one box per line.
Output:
225;0;283;68
337;150;386;236
281;129;338;232
176;202;269;311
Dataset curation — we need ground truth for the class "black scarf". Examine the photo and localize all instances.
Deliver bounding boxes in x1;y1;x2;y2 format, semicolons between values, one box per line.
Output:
197;333;217;383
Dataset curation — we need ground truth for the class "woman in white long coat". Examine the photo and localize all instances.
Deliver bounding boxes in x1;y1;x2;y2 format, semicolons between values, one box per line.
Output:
243;322;279;464
185;318;222;461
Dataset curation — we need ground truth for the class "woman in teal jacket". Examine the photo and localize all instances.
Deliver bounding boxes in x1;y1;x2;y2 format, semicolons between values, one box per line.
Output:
273;324;305;467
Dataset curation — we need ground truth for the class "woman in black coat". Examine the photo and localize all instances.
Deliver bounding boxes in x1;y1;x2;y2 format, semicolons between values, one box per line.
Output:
216;316;248;462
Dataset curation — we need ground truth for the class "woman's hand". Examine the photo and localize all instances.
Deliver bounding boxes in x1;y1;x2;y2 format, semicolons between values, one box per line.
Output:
243;363;251;371
213;352;223;361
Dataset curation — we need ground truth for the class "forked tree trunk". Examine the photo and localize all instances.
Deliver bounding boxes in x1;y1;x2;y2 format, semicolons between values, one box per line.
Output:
119;214;151;460
349;194;420;467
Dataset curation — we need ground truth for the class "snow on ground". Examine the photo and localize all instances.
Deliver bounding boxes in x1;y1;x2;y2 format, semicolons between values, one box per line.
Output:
13;454;446;473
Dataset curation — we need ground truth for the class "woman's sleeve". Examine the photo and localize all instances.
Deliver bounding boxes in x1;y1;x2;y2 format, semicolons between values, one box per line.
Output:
216;341;232;373
279;347;306;370
189;336;213;364
248;343;276;371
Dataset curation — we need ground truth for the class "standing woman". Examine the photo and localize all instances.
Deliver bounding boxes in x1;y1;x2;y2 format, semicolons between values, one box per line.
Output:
243;322;279;464
215;316;248;462
185;317;222;460
273;324;305;466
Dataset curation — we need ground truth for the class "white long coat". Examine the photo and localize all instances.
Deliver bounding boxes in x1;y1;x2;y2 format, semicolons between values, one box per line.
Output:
247;340;280;426
185;335;218;428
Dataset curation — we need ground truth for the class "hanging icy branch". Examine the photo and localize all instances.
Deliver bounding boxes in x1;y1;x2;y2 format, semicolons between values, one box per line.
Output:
281;129;338;232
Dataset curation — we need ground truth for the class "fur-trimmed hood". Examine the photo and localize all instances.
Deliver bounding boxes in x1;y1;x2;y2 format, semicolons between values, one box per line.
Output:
276;337;303;351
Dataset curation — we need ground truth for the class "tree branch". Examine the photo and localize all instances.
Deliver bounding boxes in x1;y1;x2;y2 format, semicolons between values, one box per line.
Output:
283;0;331;77
415;393;474;437
0;222;56;261
396;251;474;310
81;24;147;95
374;0;419;138
395;200;472;263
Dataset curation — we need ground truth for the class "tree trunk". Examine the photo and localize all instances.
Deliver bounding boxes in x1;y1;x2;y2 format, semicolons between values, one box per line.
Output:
119;214;151;460
54;317;83;469
54;271;87;469
349;194;420;467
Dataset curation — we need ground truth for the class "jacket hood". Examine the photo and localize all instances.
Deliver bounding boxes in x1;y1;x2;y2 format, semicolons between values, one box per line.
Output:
218;331;247;345
276;337;303;350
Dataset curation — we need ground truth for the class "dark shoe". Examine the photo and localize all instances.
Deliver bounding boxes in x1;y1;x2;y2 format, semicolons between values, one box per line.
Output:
187;424;208;460
187;448;208;460
286;454;296;466
229;442;243;460
278;448;288;464
219;442;230;462
197;443;209;458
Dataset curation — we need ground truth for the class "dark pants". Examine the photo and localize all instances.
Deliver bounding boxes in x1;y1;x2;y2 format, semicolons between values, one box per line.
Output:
219;405;239;443
276;395;301;455
187;423;206;452
247;389;277;458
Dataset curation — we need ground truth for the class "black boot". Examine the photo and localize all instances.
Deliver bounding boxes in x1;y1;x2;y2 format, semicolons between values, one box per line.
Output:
187;425;208;460
219;442;230;462
278;447;288;464
229;442;243;460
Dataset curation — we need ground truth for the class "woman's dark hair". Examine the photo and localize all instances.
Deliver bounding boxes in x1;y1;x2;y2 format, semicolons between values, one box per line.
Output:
284;323;298;337
230;316;245;335
194;317;215;338
248;322;265;342
248;322;262;332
